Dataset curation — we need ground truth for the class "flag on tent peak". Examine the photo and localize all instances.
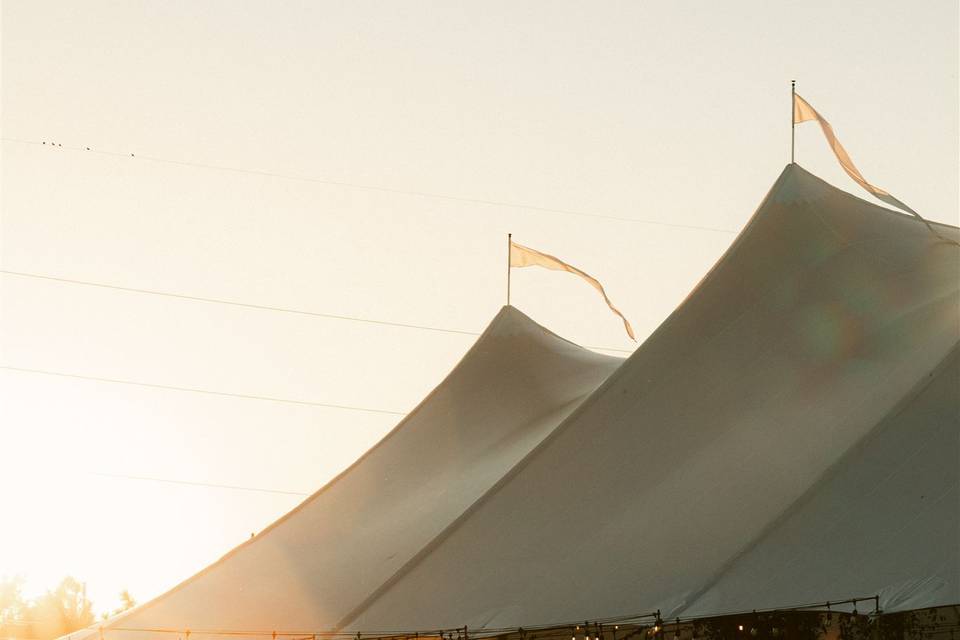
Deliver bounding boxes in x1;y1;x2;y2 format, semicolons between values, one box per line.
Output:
509;240;636;341
793;92;953;244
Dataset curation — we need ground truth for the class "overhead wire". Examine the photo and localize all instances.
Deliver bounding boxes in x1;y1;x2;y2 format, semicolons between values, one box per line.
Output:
0;270;635;354
0;365;408;416
0;468;312;498
1;137;738;235
0;269;478;337
85;472;311;497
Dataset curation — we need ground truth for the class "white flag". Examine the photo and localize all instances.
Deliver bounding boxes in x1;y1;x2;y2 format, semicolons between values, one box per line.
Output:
793;93;951;243
510;240;636;341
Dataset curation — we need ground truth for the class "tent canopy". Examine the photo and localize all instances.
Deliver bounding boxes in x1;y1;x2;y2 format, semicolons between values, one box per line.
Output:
83;305;621;635
72;164;959;640
345;164;958;630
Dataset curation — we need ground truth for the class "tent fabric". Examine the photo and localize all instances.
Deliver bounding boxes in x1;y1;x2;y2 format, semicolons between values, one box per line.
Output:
343;164;959;630
74;306;622;638
69;163;958;640
681;342;959;616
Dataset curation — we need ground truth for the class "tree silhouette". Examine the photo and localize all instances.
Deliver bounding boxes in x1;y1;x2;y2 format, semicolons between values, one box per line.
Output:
113;589;136;616
0;576;28;626
11;577;95;640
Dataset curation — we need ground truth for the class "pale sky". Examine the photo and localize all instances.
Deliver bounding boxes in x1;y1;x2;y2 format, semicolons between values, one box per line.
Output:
1;0;957;616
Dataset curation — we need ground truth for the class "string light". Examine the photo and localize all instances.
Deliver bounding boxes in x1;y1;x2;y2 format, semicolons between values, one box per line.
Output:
71;598;895;640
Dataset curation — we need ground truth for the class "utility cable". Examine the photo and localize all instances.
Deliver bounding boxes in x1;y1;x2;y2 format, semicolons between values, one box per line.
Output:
0;270;635;354
0;269;477;337
86;472;311;497
0;365;407;416
1;137;738;235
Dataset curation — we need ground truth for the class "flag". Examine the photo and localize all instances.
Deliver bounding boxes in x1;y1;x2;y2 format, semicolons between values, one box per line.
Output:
793;93;951;243
510;240;636;341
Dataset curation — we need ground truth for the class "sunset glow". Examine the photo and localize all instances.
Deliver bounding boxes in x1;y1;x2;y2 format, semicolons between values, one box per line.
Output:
1;0;956;634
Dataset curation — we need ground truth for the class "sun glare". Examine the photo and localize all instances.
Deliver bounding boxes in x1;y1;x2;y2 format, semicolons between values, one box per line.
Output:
0;371;302;615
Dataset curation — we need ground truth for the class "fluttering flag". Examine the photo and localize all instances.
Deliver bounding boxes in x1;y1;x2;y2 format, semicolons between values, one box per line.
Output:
793;93;952;243
509;240;636;341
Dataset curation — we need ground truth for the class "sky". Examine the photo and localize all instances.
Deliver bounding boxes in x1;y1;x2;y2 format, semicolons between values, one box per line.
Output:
1;0;957;617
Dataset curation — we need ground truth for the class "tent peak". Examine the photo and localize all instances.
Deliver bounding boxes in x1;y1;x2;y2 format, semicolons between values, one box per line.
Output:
776;163;959;233
487;305;623;360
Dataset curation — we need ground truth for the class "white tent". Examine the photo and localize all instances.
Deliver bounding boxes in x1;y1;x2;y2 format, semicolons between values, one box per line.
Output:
76;304;622;636
73;163;959;639
345;165;958;630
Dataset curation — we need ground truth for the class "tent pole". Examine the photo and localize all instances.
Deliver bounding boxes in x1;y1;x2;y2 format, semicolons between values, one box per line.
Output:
506;233;512;306
791;80;796;164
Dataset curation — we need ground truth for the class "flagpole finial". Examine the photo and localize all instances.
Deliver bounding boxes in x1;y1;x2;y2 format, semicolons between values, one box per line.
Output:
791;80;796;164
506;233;512;307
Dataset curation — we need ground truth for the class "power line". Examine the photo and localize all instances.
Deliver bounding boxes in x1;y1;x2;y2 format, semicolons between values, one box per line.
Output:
0;270;635;354
0;366;407;416
0;270;478;337
86;472;311;497
1;137;738;235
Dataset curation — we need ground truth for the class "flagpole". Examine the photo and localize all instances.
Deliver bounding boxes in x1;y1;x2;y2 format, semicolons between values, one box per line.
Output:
791;80;796;164
506;233;512;306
